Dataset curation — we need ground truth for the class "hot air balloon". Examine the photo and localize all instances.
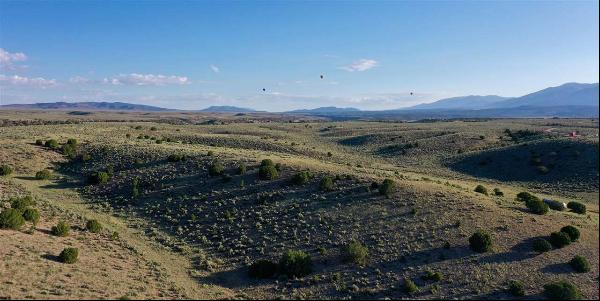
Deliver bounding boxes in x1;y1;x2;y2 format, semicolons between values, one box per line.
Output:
262;88;266;92
320;75;324;79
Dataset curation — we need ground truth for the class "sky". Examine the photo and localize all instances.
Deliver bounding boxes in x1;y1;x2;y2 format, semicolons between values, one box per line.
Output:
0;0;598;111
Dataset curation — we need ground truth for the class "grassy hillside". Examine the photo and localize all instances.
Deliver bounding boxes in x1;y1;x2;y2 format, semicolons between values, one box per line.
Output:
0;114;598;299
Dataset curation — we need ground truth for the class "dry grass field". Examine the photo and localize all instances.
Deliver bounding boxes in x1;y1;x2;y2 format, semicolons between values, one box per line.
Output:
1;110;598;300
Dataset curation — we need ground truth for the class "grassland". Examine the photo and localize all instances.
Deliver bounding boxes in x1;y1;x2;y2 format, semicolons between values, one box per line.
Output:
0;111;598;299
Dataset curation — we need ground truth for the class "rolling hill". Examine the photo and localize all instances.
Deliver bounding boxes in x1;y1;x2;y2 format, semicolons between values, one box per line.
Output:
0;101;170;112
199;106;258;113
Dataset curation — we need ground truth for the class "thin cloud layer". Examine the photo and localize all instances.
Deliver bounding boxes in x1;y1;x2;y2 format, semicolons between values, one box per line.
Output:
103;73;190;86
0;74;57;88
0;48;27;69
210;65;220;73
341;59;378;72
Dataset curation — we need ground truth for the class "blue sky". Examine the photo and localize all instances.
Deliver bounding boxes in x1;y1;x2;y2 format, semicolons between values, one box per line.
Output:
1;0;598;111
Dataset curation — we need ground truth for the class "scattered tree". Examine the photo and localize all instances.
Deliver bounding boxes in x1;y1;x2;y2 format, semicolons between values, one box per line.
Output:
59;247;79;264
279;250;312;278
469;230;492;253
340;240;368;266
51;221;70;237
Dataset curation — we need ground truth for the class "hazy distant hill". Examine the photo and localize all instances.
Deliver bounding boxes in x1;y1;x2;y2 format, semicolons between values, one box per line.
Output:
409;95;511;110
493;82;599;108
199;106;258;113
0;101;170;111
287;106;361;113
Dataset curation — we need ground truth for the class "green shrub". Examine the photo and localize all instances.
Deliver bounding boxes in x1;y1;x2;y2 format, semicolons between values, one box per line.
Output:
274;163;282;171
403;277;419;294
526;198;549;215
260;159;274;167
35;139;44;145
422;270;443;282
516;192;538;203
549;231;571;248
0;165;13;176
59;247;79;264
62;143;77;159
319;176;334;191
89;171;110;184
469;230;492;253
248;259;279;278
543;280;581;300
291;171;311;185
474;185;488;195
66;138;77;146
508;280;525;297
567;201;586;214
258;164;279;180
10;196;34;211
279;250;312;278
208;161;225;176
35;169;52;180
51;221;70;237
379;178;396;197
207;150;214;156
81;153;92;162
150;126;157;131
560;225;580;242
340;240;368;265
0;208;25;230
132;178;140;198
44;139;59;149
569;255;590;273
532;238;552;253
493;188;504;196
237;163;247;175
168;154;186;162
22;208;40;225
86;219;103;233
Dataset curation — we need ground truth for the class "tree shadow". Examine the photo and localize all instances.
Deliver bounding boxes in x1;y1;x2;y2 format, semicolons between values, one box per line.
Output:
479;236;544;264
198;265;268;289
41;253;61;263
37;228;54;235
540;262;573;274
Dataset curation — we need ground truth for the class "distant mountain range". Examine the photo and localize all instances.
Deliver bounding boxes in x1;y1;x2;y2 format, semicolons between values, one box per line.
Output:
0;101;170;111
199;106;258;113
286;106;360;113
409;95;511;110
1;82;597;118
407;82;598;110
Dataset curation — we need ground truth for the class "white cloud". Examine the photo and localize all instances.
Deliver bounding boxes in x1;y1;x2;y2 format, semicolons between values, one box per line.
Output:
210;65;220;73
0;48;28;70
69;76;91;84
0;74;57;88
0;48;27;70
340;59;378;72
104;73;190;86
